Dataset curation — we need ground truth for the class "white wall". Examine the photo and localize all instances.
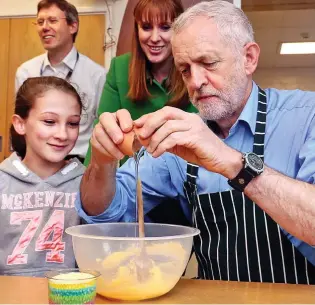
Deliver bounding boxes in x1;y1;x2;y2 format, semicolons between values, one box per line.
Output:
254;68;315;91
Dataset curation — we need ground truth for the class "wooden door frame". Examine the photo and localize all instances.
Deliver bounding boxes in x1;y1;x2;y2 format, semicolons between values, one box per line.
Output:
0;19;10;161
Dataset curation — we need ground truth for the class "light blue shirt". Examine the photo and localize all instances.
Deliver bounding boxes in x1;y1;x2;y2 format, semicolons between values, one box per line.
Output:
76;82;315;266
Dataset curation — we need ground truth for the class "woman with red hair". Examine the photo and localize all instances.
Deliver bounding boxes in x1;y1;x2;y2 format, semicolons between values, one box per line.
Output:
84;0;196;166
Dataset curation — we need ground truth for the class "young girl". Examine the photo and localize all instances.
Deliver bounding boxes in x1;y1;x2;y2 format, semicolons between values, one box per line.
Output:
0;76;85;277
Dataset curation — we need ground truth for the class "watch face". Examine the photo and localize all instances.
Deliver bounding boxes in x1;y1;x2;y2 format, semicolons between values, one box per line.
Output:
247;153;264;171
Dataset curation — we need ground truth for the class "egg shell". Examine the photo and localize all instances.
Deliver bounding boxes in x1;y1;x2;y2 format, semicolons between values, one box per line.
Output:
117;129;151;157
134;127;150;147
117;131;136;157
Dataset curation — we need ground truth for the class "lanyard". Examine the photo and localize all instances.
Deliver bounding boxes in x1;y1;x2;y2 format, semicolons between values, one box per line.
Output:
40;52;79;81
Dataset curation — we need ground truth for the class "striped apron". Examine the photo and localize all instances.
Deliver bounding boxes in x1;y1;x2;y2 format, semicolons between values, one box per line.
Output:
183;87;315;284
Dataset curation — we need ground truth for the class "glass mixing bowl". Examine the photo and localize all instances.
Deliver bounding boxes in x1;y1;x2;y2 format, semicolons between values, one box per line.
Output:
66;223;200;301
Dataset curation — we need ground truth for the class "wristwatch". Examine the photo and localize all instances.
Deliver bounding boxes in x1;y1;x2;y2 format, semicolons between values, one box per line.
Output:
228;152;264;192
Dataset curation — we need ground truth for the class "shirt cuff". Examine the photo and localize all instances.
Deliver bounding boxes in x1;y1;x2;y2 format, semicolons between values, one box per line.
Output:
74;188;127;223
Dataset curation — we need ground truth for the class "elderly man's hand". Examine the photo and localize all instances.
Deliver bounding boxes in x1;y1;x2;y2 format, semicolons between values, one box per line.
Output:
134;106;242;178
90;109;134;165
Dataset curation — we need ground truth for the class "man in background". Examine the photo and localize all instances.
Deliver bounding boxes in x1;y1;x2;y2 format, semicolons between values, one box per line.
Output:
15;0;106;162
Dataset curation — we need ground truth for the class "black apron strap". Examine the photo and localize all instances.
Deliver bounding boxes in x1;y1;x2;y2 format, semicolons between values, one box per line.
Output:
186;162;199;184
253;87;267;160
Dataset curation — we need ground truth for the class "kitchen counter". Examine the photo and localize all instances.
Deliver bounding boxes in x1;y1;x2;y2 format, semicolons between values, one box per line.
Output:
1;276;314;303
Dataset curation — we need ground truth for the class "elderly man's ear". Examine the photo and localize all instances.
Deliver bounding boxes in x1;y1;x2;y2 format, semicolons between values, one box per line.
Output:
243;42;260;76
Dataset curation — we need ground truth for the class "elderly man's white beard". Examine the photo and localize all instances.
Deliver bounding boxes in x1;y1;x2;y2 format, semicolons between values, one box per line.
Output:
193;96;238;121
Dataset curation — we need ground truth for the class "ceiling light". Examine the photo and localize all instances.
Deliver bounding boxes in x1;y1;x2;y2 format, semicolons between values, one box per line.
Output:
280;42;315;55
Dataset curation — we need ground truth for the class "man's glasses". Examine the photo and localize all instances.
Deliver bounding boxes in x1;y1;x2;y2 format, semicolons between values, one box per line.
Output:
33;17;67;27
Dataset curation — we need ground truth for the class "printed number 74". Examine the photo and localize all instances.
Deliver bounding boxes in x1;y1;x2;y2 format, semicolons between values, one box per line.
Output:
7;210;65;265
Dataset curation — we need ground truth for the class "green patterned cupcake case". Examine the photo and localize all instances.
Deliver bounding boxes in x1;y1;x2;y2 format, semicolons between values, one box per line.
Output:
47;271;99;304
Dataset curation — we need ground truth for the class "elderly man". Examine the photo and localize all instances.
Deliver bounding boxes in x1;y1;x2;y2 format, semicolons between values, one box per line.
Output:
76;1;315;283
15;0;106;162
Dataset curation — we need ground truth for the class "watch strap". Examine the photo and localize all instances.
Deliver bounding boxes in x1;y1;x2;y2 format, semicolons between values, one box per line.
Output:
228;167;256;192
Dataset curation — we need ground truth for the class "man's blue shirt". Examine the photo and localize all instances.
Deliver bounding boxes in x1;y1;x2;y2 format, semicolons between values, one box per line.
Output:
76;82;315;265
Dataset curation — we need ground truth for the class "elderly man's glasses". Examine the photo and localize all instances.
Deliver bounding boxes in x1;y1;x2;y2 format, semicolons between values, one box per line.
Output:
33;17;67;27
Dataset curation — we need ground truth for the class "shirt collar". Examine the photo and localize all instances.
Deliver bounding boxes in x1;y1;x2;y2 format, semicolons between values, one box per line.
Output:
236;81;259;136
42;52;51;70
62;46;77;70
146;69;154;84
43;46;77;70
145;65;170;87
